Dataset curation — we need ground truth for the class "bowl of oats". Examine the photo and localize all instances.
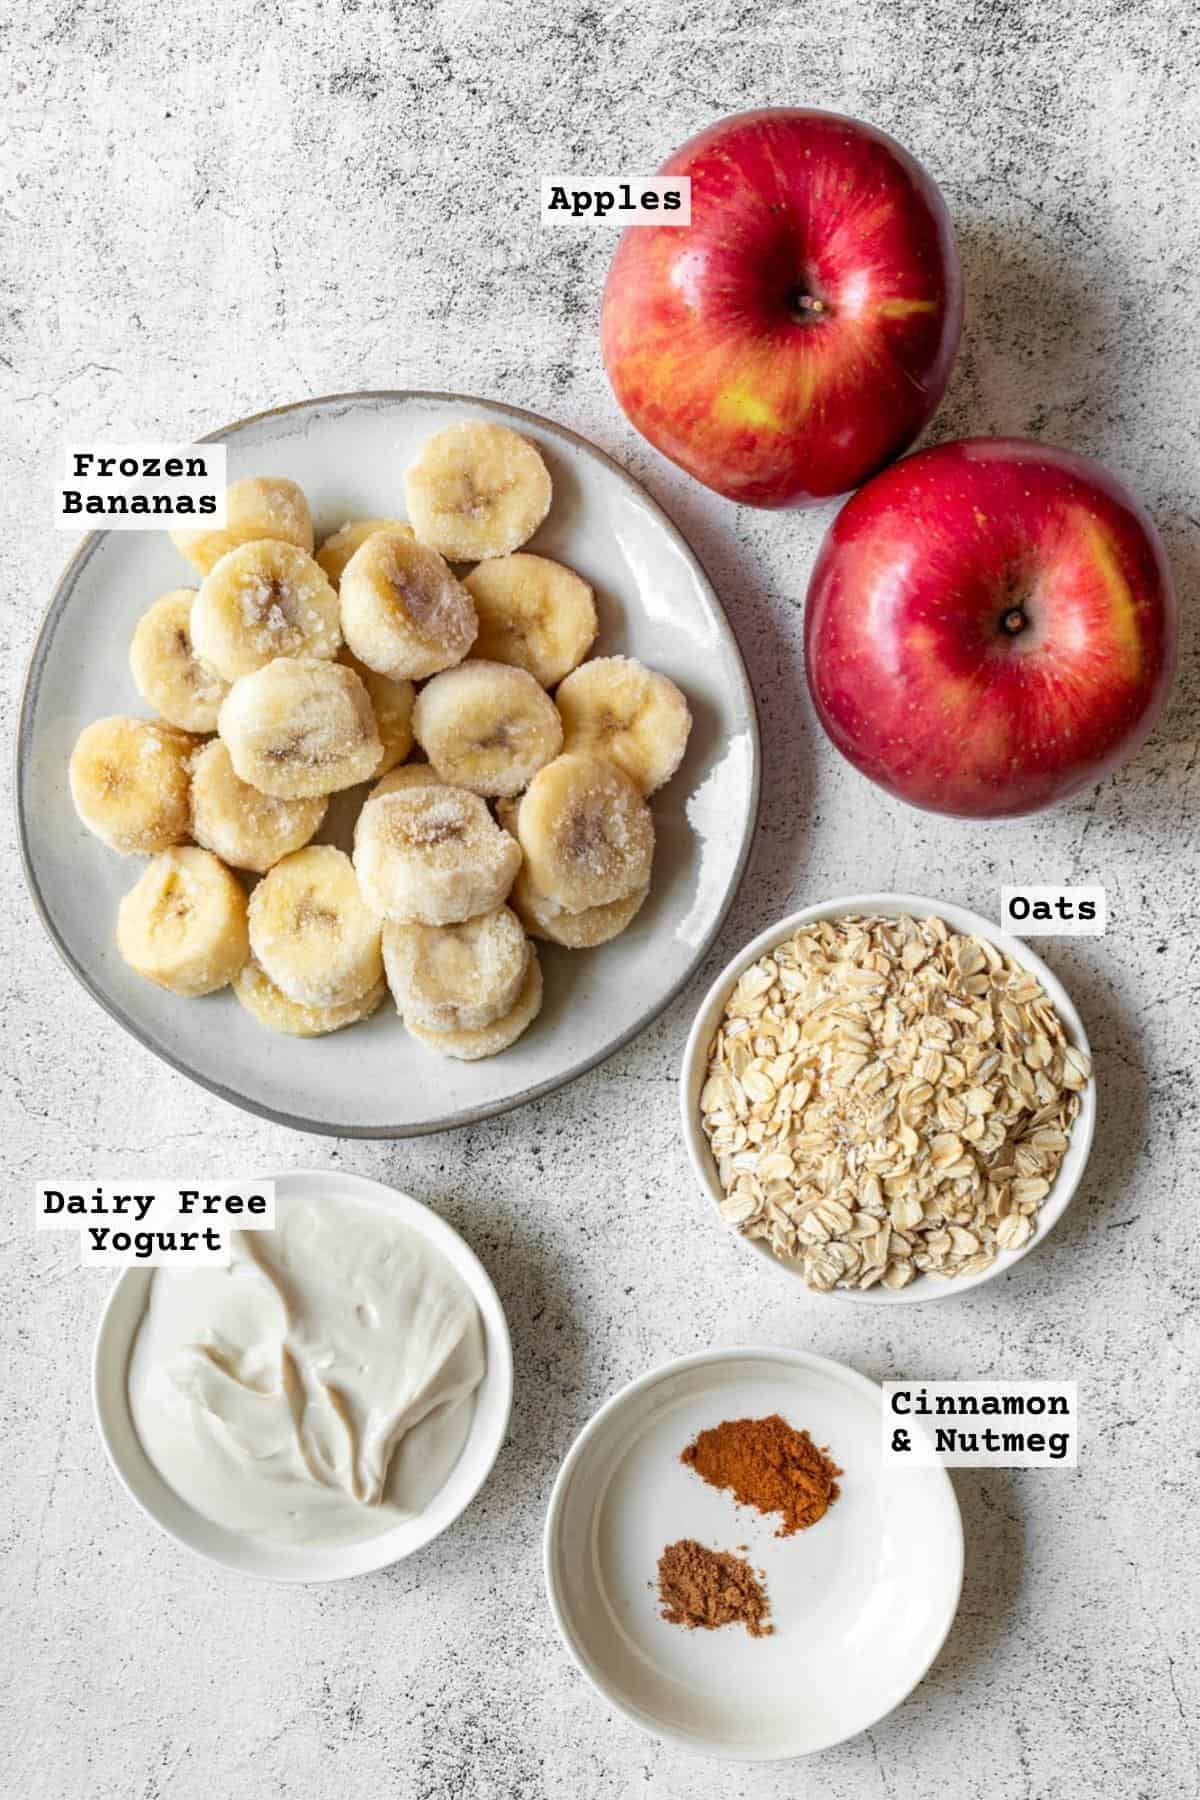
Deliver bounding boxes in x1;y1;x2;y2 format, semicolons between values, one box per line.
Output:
681;896;1095;1302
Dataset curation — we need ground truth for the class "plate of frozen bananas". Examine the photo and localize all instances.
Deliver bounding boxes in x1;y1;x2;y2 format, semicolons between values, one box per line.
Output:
19;392;759;1135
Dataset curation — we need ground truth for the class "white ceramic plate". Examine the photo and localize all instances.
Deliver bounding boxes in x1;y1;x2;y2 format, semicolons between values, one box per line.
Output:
18;391;759;1136
680;894;1096;1302
92;1168;512;1582
544;1347;962;1759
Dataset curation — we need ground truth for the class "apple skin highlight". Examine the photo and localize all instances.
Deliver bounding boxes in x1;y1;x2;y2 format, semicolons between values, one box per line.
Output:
601;107;962;507
804;437;1178;819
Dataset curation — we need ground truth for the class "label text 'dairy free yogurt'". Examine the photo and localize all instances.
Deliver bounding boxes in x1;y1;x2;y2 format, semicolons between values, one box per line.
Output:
35;1179;275;1265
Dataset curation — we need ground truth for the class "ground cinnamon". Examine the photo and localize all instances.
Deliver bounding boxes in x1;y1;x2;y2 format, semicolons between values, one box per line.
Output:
656;1539;773;1637
681;1413;841;1536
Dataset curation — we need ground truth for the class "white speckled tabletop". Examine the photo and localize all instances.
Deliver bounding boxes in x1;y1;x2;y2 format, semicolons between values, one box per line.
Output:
3;4;1198;1796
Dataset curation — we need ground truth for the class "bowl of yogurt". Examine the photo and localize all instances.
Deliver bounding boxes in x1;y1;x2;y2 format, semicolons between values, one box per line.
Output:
92;1167;512;1581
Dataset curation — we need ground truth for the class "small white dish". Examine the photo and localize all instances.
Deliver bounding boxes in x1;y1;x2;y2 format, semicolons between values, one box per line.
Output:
92;1168;512;1582
19;389;759;1137
680;894;1096;1303
544;1347;962;1760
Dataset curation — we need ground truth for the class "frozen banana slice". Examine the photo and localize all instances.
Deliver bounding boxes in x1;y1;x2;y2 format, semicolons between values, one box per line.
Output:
189;739;326;873
511;861;648;948
340;529;477;680
116;846;248;996
516;752;654;914
354;786;521;926
218;658;382;799
340;650;415;775
405;421;552;561
234;956;387;1037
366;763;443;803
171;476;314;576
69;716;196;854
248;844;382;1007
463;554;597;688
191;540;341;682
316;519;412;588
412;661;562;797
129;589;230;733
496;800;649;943
555;655;691;795
406;951;543;1061
383;904;530;1033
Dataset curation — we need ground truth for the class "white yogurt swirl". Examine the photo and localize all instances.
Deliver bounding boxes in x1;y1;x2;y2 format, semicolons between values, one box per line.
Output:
128;1197;485;1546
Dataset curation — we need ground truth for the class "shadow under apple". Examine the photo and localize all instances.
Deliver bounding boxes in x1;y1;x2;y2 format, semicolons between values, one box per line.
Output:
929;213;1127;450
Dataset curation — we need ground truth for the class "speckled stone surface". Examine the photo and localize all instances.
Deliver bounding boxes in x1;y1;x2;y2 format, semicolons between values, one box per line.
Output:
3;3;1198;1795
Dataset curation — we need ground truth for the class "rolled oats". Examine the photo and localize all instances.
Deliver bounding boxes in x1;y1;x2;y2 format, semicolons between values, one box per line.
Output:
699;914;1091;1293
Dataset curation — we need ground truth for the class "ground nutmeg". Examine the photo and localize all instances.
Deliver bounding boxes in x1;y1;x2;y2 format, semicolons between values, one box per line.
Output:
656;1539;773;1637
681;1413;841;1536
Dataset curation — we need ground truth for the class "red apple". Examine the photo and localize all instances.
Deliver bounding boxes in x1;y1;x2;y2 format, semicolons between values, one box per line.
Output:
601;108;962;507
805;438;1177;817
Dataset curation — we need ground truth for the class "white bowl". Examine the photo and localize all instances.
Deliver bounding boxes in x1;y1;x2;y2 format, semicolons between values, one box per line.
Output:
543;1347;963;1760
20;390;759;1138
680;894;1096;1303
92;1168;512;1581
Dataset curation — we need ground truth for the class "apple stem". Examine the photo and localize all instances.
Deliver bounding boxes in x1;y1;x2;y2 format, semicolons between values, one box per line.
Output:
789;291;827;323
1002;608;1027;636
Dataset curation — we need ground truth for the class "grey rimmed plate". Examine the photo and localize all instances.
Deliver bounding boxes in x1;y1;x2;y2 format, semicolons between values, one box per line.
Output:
18;391;759;1136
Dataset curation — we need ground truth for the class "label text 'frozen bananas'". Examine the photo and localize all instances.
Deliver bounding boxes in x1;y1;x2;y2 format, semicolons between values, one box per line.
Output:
35;1179;275;1265
55;443;227;529
541;176;690;224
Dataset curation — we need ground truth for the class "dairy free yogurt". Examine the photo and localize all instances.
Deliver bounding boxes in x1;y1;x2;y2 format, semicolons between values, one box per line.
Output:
128;1194;486;1547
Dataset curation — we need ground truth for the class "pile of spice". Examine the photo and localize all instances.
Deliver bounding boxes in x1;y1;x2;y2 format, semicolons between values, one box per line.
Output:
654;1414;843;1640
682;1413;842;1536
656;1540;773;1638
